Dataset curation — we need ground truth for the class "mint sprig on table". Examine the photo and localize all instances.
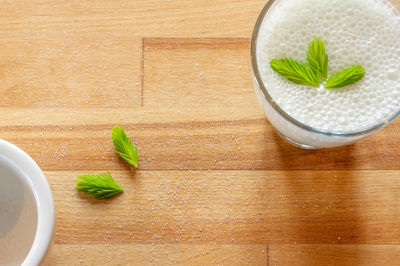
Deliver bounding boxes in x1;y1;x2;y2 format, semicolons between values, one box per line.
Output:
270;38;365;89
76;125;138;200
76;173;123;199
112;125;138;168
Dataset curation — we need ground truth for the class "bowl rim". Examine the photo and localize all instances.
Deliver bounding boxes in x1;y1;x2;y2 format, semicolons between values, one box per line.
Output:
0;139;55;266
250;0;400;137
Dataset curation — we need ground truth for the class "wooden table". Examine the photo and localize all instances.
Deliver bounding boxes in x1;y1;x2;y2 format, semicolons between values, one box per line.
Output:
1;1;400;265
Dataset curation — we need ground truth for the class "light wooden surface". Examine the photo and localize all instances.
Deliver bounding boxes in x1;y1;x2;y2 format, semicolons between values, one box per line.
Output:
1;1;400;265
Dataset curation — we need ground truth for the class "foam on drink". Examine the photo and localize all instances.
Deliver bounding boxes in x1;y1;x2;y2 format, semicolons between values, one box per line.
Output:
257;0;400;132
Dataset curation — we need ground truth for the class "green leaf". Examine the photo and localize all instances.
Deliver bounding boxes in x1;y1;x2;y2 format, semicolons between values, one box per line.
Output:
325;65;365;89
270;38;365;89
76;173;123;199
307;38;328;80
112;125;138;168
270;58;320;87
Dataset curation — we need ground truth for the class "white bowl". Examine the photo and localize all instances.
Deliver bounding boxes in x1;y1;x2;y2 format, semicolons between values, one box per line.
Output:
0;139;55;266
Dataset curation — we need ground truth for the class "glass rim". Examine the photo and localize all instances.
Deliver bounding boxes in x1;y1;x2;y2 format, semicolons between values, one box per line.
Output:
250;0;400;137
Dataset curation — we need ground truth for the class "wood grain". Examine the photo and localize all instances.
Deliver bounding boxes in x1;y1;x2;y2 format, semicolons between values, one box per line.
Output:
0;33;142;108
2;37;400;171
42;244;267;265
1;107;400;170
269;245;400;266
0;0;399;265
49;170;400;245
143;38;252;109
0;1;266;37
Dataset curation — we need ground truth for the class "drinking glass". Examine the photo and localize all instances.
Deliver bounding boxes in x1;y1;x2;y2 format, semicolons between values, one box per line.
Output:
250;0;400;149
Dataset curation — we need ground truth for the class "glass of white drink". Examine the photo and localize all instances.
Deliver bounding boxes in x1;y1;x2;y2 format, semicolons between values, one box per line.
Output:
251;0;400;149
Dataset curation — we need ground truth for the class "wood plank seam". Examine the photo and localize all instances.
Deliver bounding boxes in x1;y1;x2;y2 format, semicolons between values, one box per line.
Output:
141;37;145;107
143;37;250;49
0;118;267;132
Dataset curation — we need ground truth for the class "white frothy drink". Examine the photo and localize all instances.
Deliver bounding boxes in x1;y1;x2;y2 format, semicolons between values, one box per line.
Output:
256;0;400;133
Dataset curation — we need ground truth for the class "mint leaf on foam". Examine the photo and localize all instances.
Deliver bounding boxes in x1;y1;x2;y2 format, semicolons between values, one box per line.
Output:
270;38;365;89
307;38;328;80
325;65;365;89
270;58;320;87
